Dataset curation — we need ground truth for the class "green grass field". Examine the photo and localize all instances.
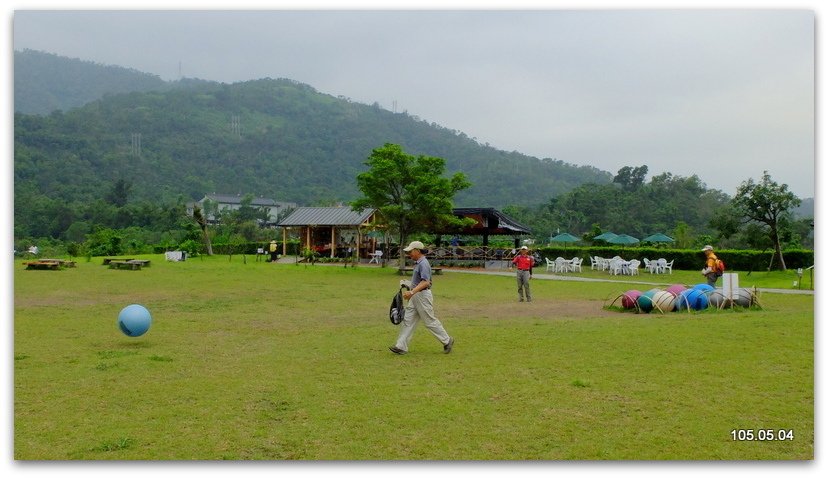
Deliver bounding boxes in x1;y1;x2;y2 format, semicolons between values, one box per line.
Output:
14;255;814;460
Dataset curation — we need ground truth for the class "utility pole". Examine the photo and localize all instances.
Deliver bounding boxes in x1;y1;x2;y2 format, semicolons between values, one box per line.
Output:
131;133;142;156
230;115;241;138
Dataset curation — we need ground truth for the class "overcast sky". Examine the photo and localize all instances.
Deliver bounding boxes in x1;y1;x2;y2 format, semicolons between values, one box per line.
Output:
8;3;817;199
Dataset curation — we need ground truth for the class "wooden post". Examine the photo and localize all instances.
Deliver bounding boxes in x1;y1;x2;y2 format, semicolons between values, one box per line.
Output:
330;226;336;258
281;227;287;256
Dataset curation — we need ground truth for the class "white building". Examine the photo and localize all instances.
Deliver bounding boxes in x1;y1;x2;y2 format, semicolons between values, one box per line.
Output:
187;193;298;227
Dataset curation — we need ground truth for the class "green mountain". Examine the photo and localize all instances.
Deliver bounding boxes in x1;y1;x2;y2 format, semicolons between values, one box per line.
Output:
14;49;170;115
14;53;612;212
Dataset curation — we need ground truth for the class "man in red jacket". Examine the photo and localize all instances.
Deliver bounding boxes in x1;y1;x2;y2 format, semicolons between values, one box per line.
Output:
512;246;535;302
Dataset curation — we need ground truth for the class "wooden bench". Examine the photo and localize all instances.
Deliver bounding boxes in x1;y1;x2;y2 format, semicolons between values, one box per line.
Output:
103;258;134;265
24;261;61;270
23;259;76;270
108;260;144;270
47;258;76;268
398;267;443;275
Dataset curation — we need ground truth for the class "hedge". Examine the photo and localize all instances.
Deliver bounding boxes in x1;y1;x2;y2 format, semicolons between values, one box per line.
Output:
535;246;814;272
153;240;302;256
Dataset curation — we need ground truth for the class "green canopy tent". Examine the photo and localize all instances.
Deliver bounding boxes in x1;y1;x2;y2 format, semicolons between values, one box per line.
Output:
550;232;581;249
593;232;618;242
642;233;675;244
607;234;640;246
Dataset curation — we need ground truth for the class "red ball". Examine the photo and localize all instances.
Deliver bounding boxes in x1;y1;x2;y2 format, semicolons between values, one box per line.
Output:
621;290;642;309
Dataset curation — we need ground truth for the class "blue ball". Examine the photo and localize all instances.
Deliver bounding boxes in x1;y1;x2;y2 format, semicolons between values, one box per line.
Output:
118;304;152;337
677;289;709;311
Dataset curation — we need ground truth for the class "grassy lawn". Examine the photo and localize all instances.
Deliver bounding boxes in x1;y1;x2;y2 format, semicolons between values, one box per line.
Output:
13;255;813;460
533;263;814;291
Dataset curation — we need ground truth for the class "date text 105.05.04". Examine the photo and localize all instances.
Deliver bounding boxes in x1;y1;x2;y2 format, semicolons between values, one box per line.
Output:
731;429;794;441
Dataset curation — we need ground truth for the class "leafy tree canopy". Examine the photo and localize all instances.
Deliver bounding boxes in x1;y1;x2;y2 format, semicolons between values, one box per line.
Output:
351;143;472;261
731;171;801;270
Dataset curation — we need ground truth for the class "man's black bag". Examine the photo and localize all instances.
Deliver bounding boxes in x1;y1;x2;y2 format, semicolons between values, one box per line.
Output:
389;286;406;325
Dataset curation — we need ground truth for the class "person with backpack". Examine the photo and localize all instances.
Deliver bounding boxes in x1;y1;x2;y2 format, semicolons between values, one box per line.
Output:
389;241;454;355
701;245;724;287
268;240;279;263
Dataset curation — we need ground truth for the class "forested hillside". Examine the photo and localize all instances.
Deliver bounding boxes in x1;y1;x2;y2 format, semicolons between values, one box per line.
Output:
14;49;170;115
13;51;811;254
14;75;611;212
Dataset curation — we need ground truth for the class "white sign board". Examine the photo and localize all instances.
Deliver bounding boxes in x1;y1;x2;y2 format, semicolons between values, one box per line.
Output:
722;273;739;300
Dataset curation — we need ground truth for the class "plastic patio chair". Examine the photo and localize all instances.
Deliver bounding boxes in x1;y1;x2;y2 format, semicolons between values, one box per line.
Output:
570;257;583;272
369;250;383;264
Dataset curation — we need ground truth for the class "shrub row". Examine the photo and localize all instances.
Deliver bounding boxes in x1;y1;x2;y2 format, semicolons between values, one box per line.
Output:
535;246;814;271
152;240;302;256
151;242;813;271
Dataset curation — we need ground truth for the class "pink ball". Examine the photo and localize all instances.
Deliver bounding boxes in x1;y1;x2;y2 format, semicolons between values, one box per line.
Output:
666;284;686;296
621;290;642;309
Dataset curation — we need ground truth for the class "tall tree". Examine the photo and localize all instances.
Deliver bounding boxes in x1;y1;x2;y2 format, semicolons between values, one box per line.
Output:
731;171;801;270
351;143;472;264
105;179;132;208
613;165;648;192
191;205;214;256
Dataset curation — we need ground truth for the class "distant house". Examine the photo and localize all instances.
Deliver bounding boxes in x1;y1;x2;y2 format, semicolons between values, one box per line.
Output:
187;193;298;227
277;206;381;258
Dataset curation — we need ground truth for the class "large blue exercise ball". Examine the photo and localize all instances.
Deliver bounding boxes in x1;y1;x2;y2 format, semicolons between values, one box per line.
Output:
693;283;714;292
118;304;152;337
677;289;709;311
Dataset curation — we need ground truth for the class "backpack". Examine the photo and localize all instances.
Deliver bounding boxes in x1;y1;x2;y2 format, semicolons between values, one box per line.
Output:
389;287;406;325
715;259;726;274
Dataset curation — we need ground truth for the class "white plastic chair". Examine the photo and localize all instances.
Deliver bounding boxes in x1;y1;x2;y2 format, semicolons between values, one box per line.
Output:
369;250;383;264
570;257;583;272
590;256;601;270
660;258;674;274
628;259;641;275
608;258;624;275
545;257;555;272
555;257;569;273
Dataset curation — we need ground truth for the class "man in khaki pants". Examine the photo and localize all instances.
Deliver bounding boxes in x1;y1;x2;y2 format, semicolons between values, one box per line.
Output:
511;245;534;302
389;241;454;355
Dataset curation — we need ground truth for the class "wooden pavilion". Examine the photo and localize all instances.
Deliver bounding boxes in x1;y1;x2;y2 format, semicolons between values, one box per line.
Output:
445;208;532;246
276;207;382;259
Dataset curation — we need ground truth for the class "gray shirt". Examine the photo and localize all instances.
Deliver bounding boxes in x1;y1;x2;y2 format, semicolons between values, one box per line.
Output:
411;256;432;289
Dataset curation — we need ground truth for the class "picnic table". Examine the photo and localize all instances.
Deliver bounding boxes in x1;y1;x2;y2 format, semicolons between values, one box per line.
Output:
103;258;134;265
108;259;151;270
23;259;76;270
